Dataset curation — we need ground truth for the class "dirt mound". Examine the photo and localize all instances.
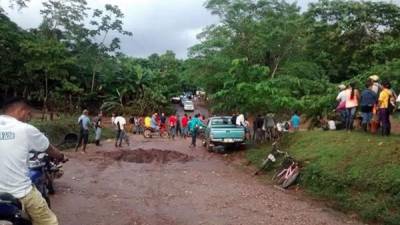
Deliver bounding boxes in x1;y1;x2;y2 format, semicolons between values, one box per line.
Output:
104;148;193;164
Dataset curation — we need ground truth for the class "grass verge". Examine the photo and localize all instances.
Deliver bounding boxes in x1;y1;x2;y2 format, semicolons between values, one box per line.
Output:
246;131;400;225
31;116;115;149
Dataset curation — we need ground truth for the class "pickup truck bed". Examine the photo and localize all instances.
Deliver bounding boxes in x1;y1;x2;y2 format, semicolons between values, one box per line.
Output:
204;117;245;152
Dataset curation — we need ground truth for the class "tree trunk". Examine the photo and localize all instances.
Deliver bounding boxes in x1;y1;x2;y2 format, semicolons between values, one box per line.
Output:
22;86;27;98
270;57;281;79
91;68;96;92
42;72;49;121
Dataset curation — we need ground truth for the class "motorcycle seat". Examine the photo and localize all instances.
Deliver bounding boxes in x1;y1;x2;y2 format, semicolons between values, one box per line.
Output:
0;193;22;209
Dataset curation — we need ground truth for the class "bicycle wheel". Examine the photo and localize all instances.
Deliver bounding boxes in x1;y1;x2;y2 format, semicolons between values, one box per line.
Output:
281;168;300;189
272;168;286;183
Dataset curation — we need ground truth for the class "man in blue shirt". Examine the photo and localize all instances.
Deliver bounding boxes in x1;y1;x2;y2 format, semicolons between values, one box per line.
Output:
151;113;159;130
291;111;300;131
189;114;205;148
75;109;91;153
360;80;378;132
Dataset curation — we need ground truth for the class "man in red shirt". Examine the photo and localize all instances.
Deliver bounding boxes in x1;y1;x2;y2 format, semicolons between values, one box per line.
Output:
181;114;189;138
168;114;178;139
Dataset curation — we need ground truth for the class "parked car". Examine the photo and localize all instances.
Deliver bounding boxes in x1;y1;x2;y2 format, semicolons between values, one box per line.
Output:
203;116;245;152
183;100;194;111
171;96;181;104
185;92;193;99
180;96;188;106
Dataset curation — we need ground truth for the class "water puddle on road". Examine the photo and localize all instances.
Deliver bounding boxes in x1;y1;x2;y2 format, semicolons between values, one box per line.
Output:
104;148;193;164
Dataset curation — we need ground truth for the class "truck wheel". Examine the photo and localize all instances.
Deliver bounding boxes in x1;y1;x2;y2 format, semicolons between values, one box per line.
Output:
206;140;213;152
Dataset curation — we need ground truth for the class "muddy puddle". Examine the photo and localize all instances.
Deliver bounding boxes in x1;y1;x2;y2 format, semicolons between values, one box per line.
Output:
104;148;193;164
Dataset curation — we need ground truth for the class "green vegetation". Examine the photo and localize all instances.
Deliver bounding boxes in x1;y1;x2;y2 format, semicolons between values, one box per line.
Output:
185;0;400;117
247;131;400;224
3;0;400;118
1;0;188;115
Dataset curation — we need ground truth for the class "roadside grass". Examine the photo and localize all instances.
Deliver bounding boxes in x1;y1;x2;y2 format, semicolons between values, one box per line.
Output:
246;131;400;225
31;116;115;149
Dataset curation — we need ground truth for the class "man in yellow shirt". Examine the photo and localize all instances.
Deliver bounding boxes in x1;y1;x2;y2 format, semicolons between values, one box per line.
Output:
144;116;151;128
378;81;392;136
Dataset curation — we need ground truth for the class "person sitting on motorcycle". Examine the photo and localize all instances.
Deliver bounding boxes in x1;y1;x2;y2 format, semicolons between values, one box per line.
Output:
144;115;151;128
151;113;159;131
0;98;65;225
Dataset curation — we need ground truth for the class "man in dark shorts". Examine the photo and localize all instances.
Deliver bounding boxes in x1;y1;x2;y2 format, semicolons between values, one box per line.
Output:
75;109;90;153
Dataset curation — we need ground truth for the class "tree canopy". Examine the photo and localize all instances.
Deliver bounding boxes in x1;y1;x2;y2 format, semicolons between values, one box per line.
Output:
2;0;400;119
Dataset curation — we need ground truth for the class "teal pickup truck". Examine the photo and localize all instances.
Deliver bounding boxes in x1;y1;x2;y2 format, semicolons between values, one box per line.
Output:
203;116;246;152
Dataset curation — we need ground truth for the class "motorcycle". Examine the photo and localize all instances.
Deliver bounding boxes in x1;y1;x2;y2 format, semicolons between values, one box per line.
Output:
143;127;169;138
0;151;66;225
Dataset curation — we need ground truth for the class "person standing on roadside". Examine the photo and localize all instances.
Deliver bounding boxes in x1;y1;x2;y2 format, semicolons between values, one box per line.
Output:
236;113;245;127
114;113;129;147
181;114;189;138
231;113;237;125
369;75;381;94
111;113;116;129
138;116;144;135
189;114;205;148
360;80;377;132
160;112;167;131
336;84;347;125
93;112;103;146
344;83;360;131
290;111;301;131
254;115;264;143
176;114;181;137
128;115;135;134
244;117;250;140
168;113;177;139
75;109;91;153
378;81;393;136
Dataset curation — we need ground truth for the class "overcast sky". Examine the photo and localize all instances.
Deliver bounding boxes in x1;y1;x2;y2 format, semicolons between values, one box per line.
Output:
4;0;400;59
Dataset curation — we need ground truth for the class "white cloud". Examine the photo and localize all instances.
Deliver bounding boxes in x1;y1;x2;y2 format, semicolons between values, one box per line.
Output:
3;0;400;58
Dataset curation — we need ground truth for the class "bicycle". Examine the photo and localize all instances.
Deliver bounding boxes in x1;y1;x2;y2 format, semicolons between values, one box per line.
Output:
253;141;285;175
272;153;300;189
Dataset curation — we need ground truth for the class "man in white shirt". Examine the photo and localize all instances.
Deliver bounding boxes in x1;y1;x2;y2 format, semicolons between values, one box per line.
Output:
236;113;245;126
0;98;64;225
113;113;129;147
336;84;347;125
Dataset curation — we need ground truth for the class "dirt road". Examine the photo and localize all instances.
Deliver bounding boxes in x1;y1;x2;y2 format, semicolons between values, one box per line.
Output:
51;135;362;225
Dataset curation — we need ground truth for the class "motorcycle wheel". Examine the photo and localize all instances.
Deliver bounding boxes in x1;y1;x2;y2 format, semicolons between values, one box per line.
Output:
143;130;152;138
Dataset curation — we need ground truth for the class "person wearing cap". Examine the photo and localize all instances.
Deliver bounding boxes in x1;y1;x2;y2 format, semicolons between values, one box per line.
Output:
369;75;381;94
75;109;91;153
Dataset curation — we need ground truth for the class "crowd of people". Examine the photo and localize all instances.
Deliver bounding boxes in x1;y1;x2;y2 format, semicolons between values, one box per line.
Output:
335;75;399;136
73;110;213;152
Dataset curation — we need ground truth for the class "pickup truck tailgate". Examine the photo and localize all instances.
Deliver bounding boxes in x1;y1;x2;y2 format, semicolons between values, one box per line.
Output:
210;127;245;142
